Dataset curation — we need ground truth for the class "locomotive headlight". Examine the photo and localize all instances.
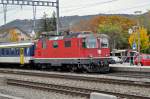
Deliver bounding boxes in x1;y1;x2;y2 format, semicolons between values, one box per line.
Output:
98;50;101;54
88;54;93;58
106;54;109;56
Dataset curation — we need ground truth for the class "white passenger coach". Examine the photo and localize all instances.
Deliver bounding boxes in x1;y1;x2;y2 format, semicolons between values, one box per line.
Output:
0;42;34;64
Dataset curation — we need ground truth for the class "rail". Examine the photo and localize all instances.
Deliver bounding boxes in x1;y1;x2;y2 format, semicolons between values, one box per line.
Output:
7;78;150;99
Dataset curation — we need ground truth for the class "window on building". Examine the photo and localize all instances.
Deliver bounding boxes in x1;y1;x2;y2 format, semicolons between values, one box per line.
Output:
21;38;24;41
53;41;58;48
64;40;71;47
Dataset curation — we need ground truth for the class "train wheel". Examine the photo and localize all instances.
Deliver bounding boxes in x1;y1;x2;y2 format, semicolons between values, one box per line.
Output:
82;68;88;73
82;64;94;73
70;65;77;72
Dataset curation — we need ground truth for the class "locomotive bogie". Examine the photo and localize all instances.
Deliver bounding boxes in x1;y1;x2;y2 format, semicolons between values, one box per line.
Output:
34;57;109;73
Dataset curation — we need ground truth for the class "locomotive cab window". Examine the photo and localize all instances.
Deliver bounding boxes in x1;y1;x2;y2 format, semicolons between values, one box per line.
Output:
41;38;47;49
64;40;71;47
53;41;58;48
101;38;109;48
82;35;97;48
82;38;87;48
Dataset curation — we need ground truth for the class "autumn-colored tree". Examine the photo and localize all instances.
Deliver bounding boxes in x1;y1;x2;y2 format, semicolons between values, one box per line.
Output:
71;15;136;49
9;29;19;42
71;19;92;32
98;23;124;49
128;27;150;52
72;16;136;32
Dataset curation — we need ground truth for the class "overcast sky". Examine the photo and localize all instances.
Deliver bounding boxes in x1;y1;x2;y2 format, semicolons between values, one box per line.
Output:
0;0;150;25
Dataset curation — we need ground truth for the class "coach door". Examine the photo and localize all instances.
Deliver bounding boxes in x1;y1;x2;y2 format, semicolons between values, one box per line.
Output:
20;48;24;65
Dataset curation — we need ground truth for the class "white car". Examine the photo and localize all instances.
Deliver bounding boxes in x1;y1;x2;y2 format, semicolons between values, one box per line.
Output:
110;56;123;64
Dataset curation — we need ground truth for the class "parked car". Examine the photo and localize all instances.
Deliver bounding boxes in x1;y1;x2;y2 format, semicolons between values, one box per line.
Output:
134;54;150;66
108;58;116;64
110;56;123;64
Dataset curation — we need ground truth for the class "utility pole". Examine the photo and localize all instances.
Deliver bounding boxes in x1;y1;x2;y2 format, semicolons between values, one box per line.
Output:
56;0;60;35
33;6;36;31
0;0;58;35
3;4;7;24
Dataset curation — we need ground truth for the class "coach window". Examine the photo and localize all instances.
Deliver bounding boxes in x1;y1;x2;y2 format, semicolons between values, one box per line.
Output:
0;49;1;56
1;49;4;56
64;40;71;47
6;48;9;56
53;41;58;48
16;48;19;56
11;48;14;55
27;48;30;56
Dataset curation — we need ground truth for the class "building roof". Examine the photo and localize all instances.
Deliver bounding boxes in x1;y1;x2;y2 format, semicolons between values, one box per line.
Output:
0;26;31;38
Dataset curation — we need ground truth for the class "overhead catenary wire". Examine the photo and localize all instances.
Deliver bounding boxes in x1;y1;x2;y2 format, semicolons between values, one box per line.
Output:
61;0;118;9
107;2;150;14
61;0;118;13
61;1;150;15
0;0;150;26
3;4;7;24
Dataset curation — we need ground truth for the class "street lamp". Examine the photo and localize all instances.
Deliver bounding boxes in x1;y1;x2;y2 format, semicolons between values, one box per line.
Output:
134;11;142;66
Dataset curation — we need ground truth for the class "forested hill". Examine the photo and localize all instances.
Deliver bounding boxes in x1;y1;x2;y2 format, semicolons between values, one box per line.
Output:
60;14;135;27
0;13;135;33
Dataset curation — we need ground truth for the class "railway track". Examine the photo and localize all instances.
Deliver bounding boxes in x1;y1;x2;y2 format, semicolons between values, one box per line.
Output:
0;68;150;88
7;78;150;99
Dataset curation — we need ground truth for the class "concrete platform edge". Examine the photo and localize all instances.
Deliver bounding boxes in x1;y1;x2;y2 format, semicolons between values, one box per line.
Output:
110;66;150;73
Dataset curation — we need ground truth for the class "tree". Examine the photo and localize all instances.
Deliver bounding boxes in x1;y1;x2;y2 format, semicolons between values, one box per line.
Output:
39;12;57;32
71;16;136;49
49;12;57;31
98;23;123;49
128;27;150;53
71;19;92;32
9;29;19;42
39;12;49;32
37;12;57;38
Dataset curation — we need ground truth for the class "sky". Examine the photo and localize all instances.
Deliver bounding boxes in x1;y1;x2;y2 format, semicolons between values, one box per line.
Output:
0;0;150;25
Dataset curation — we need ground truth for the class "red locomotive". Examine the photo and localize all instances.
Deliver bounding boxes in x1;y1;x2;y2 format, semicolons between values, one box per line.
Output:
33;32;110;73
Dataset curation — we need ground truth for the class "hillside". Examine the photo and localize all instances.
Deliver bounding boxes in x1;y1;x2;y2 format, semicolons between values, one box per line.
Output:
0;13;147;34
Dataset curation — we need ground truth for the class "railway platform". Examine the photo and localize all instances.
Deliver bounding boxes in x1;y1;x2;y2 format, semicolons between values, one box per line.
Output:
0;93;23;99
110;63;150;73
90;92;117;99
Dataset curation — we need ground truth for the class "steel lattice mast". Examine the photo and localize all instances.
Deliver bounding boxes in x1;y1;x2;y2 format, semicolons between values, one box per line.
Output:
0;0;60;35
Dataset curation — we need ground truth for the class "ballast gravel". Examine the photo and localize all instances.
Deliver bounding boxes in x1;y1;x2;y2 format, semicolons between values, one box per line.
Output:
0;85;86;99
0;73;149;98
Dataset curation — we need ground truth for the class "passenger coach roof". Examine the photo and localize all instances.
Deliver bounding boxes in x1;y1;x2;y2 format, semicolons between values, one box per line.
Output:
0;41;34;48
